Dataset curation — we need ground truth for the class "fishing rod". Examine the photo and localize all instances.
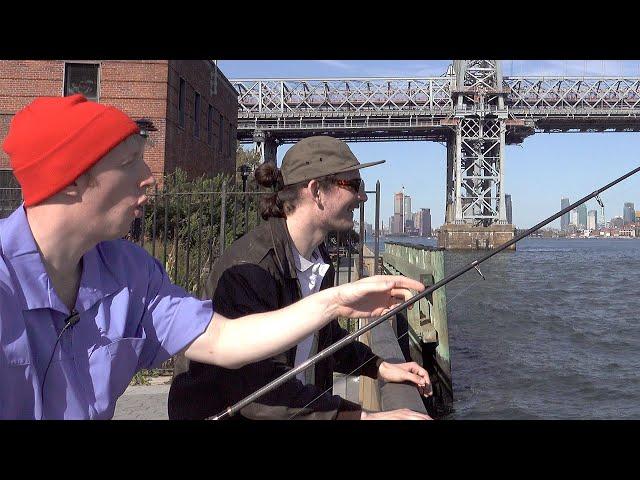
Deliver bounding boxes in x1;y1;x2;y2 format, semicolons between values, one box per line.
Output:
210;164;640;420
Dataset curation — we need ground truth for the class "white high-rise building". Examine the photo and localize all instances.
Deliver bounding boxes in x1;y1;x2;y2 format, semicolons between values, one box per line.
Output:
587;210;598;230
404;195;412;220
569;208;578;227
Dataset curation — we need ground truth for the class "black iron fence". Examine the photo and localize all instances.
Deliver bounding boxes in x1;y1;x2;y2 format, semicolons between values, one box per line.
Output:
0;187;21;219
0;181;382;301
126;182;268;299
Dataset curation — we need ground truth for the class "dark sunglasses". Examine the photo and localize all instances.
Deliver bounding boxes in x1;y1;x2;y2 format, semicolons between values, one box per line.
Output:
333;178;364;193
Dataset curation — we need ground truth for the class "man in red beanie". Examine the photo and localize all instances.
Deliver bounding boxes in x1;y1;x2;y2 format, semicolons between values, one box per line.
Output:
0;94;426;420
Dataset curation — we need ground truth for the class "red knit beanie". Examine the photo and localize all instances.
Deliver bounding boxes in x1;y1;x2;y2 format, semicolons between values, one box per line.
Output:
2;94;140;206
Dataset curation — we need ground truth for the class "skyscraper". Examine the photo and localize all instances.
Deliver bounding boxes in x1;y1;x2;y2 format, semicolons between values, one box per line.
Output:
413;212;421;232
419;208;432;236
577;204;588;229
505;194;512;224
392;214;403;234
394;191;404;233
394;192;403;216
404;195;412;221
561;197;570;231
623;202;635;225
569;208;578;227
404;218;414;232
587;210;598;230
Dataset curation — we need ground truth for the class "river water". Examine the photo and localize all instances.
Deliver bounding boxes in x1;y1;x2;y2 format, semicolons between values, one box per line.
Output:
373;236;640;419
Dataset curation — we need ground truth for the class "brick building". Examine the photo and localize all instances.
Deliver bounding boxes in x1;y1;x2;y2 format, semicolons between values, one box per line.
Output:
0;60;238;189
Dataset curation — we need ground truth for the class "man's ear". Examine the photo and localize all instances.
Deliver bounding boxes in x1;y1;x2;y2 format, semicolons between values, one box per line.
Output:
61;173;89;198
307;179;322;205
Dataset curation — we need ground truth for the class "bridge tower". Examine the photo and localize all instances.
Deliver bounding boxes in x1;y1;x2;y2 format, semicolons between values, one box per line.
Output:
253;129;279;164
439;60;516;250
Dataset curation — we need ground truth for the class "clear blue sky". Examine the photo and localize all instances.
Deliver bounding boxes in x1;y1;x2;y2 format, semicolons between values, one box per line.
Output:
219;60;640;229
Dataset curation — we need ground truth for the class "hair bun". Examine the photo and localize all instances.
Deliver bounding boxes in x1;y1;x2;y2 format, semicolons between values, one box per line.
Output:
254;162;281;189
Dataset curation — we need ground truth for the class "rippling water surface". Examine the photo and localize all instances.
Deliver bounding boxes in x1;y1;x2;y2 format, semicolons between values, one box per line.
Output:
374;236;640;419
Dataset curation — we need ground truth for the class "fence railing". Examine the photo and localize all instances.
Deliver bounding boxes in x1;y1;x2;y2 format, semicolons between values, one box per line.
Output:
125;183;269;299
0;184;372;301
0;187;21;219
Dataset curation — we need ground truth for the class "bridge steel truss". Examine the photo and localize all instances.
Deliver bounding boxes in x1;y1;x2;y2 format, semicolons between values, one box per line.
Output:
232;63;640;227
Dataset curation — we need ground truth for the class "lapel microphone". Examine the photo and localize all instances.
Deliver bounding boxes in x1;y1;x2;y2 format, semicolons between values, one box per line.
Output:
65;310;80;328
40;309;80;419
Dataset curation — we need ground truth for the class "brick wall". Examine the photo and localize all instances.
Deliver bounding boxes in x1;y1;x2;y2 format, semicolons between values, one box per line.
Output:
0;60;238;188
165;60;237;180
0;60;170;181
99;61;169;180
0;61;65;169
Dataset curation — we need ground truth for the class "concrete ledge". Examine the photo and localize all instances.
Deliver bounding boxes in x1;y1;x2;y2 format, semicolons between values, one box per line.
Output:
438;223;516;250
369;320;428;414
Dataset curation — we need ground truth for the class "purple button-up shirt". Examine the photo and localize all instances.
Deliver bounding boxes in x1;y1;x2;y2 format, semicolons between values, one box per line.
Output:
0;206;212;419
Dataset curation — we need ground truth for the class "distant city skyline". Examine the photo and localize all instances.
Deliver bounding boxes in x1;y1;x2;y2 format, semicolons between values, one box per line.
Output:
561;196;639;229
388;188;431;235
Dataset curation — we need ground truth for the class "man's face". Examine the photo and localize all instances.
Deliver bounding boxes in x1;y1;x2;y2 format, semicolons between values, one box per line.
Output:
81;134;155;240
319;170;367;232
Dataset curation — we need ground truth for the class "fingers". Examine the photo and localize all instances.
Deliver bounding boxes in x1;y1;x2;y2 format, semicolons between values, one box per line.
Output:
407;363;430;382
406;371;428;387
404;372;432;397
406;412;432;420
392;409;432;420
385;275;425;292
337;274;426;319
406;363;432;397
389;287;416;305
365;409;432;420
358;275;425;293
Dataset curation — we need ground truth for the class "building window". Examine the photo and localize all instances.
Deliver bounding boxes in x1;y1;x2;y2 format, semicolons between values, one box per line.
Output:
178;78;186;128
229;123;235;157
194;92;201;139
219;112;224;153
64;63;99;101
207;105;213;145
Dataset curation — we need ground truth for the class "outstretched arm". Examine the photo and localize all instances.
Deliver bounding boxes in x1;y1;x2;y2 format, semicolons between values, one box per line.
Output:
183;275;424;369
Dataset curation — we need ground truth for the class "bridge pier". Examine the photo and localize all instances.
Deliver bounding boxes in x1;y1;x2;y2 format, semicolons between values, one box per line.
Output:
253;130;278;164
439;60;515;250
438;223;515;250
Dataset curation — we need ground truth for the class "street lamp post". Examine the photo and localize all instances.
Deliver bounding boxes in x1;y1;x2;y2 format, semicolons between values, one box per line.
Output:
238;164;251;234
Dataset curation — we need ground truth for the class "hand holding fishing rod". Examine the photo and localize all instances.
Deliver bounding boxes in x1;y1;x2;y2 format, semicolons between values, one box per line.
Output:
211;164;640;420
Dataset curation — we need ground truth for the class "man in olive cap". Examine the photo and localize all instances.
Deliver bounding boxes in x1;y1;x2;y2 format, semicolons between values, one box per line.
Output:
169;136;432;420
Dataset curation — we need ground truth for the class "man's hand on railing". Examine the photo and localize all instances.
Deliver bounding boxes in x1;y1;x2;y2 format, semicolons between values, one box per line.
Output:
378;361;433;397
332;275;424;319
361;408;432;420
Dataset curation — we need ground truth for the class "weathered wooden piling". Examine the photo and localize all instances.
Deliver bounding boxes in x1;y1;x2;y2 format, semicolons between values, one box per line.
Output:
381;241;453;417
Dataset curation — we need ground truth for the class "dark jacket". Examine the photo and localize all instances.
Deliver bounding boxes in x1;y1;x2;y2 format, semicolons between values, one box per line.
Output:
167;217;382;420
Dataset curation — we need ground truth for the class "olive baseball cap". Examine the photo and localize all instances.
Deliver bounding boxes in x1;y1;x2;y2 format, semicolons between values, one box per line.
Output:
281;136;385;186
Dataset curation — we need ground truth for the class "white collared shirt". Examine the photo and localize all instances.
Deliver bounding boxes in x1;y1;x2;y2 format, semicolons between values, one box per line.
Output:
291;245;330;384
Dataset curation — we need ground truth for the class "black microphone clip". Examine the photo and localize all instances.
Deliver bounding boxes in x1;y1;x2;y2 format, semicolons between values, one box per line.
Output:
65;310;80;328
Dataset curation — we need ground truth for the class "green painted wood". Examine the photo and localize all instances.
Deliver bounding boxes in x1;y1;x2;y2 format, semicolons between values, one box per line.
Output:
383;241;451;384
